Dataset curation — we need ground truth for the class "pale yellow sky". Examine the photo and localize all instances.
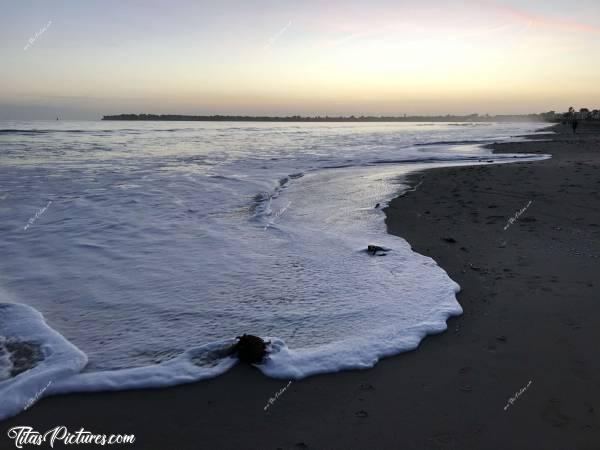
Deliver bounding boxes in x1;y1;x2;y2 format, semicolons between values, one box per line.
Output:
2;0;600;119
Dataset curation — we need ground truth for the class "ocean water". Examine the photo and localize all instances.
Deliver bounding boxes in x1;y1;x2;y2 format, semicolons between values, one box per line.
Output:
0;121;546;419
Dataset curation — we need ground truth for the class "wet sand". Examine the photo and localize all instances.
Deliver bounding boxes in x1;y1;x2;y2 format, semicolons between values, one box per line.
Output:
2;122;600;449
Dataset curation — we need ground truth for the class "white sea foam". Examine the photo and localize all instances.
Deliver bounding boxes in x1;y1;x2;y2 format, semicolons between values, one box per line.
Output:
0;121;549;420
0;303;87;421
47;340;238;395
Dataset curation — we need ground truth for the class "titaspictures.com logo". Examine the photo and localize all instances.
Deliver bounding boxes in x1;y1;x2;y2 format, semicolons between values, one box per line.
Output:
7;426;135;448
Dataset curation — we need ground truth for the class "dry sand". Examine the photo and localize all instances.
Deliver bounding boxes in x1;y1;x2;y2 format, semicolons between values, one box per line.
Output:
2;122;600;450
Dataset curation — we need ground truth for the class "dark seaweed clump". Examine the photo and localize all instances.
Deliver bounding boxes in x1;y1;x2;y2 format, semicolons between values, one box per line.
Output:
230;334;269;364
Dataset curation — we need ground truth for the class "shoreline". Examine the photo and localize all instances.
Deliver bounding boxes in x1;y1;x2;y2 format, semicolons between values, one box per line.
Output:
3;122;600;449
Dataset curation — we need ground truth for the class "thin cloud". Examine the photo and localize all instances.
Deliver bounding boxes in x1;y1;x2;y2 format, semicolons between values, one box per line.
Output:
482;1;600;35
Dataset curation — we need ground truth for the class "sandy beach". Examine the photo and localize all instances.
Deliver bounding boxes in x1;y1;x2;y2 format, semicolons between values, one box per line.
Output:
2;122;600;450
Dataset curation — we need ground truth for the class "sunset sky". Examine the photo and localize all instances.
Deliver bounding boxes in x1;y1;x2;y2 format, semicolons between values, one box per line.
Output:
2;0;600;119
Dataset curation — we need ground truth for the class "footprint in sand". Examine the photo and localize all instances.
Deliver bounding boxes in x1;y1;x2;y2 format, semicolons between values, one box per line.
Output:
428;431;456;446
458;366;472;374
572;359;590;381
541;398;571;428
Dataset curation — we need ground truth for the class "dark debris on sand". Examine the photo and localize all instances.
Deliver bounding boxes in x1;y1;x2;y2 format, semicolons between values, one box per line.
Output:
230;334;270;364
367;245;389;256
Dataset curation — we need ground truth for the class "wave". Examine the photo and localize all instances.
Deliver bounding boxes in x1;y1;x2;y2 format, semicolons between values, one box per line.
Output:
0;153;548;421
0;303;87;421
447;123;492;127
250;172;305;220
0;303;240;421
0;128;208;136
0;298;460;421
415;139;492;146
1;129;98;134
0;158;466;421
0;129;143;135
368;153;540;166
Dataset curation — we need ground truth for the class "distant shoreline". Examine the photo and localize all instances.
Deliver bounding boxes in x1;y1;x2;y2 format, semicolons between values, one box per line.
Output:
102;113;547;123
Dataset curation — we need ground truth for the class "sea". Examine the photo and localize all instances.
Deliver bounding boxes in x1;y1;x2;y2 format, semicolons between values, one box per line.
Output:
0;120;547;419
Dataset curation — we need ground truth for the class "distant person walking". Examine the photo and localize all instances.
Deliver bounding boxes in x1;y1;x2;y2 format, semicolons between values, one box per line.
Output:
572;119;579;134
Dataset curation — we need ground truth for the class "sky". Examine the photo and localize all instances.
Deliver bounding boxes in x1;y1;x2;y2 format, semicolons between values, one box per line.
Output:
1;0;600;119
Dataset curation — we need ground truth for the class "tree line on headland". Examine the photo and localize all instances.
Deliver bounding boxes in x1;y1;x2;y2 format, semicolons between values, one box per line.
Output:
102;109;600;122
541;107;600;122
101;113;541;122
